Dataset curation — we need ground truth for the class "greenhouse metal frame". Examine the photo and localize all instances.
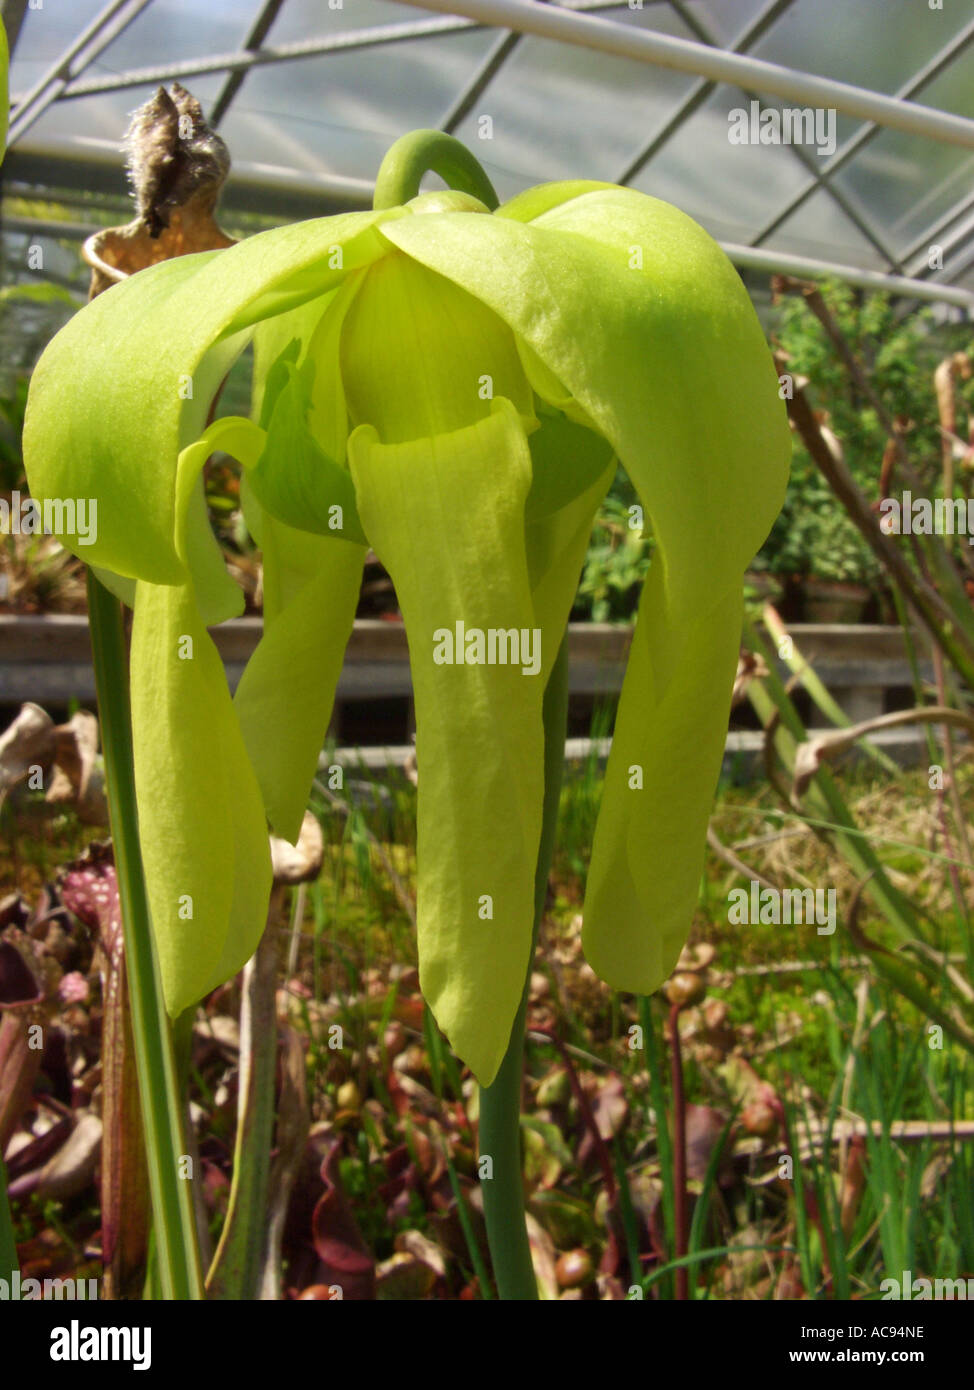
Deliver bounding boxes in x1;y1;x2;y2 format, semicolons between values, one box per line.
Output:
1;0;973;310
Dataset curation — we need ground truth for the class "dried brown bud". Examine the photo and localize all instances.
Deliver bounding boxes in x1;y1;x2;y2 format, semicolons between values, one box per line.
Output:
83;83;235;298
125;83;230;237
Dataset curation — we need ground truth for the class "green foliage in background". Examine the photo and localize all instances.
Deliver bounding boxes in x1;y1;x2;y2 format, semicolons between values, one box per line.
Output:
756;281;974;590
572;476;653;623
574;280;974;618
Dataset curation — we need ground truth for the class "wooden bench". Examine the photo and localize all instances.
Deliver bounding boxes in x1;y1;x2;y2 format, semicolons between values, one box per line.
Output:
0;616;935;768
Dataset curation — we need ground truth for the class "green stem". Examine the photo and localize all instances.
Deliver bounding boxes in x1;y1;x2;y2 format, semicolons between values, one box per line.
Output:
373;129;499;211
0;1154;18;1283
86;571;204;1301
480;638;569;1300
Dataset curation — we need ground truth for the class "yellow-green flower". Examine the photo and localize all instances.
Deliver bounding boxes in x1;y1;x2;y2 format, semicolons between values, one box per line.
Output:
24;133;790;1085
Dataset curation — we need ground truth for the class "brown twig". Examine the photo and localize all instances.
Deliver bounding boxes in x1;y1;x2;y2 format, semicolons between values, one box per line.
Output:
934;352;972;507
776;277;974;583
706;823;780;895
777;357;974;688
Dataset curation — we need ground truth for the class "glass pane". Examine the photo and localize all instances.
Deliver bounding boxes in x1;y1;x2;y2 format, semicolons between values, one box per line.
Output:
832;58;974;259
266;0;430;42
90;0;265;71
678;0;772;48
9;0;263;100
8;0;107;95
452;4;702;191
220;30;499;184
750;0;972;94
763;186;889;269
630;88;811;245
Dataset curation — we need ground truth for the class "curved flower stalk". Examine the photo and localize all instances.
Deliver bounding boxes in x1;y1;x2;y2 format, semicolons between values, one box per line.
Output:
24;131;790;1091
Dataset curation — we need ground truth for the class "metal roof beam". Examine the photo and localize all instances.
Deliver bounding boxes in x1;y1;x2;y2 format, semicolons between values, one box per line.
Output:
615;0;794;185
7;0;154;145
660;0;902;273
750;16;974;248
209;0;288;128
939;240;974;285
726;241;973;310
9;17;481;108
394;0;974;148
911;213;974;273
5;176;971;310
14;0;629;110
900;189;974;270
438;0;634;133
0;214;97;242
2;139;375;218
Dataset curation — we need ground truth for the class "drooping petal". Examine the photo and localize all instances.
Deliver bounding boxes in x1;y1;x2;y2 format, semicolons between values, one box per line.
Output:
586;572;745;989
233;295;368;843
23;210;400;585
525;411;615;685
381;193;790;994
339;246;535;443
129;578;271;1016
23;217;390;1008
173;415;264;623
234;509;365;843
348;399;544;1086
246;356;365;545
91;567;136;609
169;399;367;847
